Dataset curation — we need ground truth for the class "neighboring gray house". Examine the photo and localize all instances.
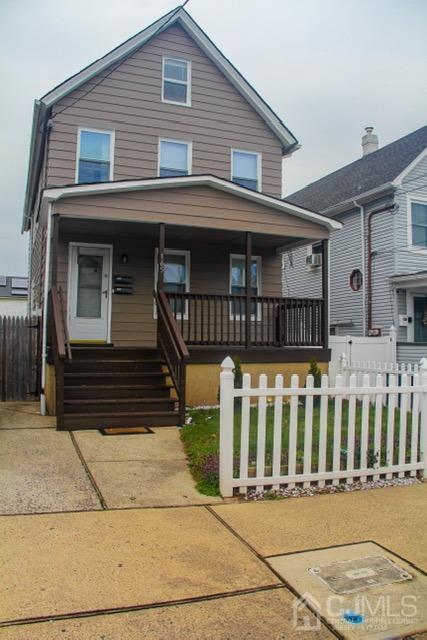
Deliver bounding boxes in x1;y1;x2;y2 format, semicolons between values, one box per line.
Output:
283;125;427;364
0;276;28;317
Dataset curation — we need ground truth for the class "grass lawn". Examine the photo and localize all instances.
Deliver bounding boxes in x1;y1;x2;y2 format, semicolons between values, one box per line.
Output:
181;401;415;496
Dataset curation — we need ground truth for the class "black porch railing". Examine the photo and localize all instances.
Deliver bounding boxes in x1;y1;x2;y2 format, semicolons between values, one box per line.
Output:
166;293;325;347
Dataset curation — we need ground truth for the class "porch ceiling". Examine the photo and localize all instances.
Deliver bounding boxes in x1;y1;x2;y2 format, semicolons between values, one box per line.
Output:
59;216;305;251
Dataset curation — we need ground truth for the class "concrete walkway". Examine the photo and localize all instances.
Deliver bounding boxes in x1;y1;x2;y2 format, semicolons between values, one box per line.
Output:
0;403;426;639
0;403;219;513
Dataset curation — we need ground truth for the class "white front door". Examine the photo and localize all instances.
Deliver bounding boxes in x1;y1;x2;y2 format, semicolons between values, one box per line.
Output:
68;244;112;342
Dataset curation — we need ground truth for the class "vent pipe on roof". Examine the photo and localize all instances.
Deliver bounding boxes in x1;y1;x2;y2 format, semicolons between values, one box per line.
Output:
362;127;379;156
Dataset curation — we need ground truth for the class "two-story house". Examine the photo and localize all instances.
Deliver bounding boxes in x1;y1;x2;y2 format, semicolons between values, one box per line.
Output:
23;6;340;430
283;125;427;365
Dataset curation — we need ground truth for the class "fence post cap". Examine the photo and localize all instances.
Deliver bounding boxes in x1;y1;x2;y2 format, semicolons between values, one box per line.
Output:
221;356;235;371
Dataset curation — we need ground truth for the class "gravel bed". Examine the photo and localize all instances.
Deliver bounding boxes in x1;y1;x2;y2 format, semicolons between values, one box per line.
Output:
243;476;422;501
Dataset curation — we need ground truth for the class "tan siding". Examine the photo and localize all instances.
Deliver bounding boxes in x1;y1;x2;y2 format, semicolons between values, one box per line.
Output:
54;185;327;240
48;24;283;196
57;227;283;347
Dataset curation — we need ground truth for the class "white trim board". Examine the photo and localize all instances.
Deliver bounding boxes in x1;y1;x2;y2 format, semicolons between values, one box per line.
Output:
43;174;342;232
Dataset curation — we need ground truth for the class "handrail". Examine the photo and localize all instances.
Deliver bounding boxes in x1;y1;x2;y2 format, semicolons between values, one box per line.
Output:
50;286;67;360
154;289;189;425
155;290;189;360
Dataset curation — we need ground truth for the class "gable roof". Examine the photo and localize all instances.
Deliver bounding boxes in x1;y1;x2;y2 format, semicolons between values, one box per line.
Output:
286;125;427;213
42;174;342;233
23;6;298;232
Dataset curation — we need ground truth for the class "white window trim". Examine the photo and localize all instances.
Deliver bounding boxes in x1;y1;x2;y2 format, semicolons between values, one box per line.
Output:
161;57;191;107
231;149;262;192
406;289;427;343
157;138;192;177
75;127;115;184
229;253;262;320
154;248;191;320
406;194;427;254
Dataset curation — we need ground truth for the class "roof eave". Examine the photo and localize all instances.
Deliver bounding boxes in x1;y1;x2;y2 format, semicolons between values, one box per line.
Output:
319;182;397;216
21;101;48;233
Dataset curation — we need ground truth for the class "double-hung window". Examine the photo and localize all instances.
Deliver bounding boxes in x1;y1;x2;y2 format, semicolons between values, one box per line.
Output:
159;139;191;177
76;128;113;183
162;57;191;106
155;249;190;318
411;201;427;249
231;150;261;191
230;254;261;318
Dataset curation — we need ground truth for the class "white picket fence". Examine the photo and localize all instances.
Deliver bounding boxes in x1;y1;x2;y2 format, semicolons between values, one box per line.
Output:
340;353;425;383
219;356;427;497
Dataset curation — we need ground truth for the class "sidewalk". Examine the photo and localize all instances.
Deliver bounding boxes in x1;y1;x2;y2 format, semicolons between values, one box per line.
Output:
0;403;426;639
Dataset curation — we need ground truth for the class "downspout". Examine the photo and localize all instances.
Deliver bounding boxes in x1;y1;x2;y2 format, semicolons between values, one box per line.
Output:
366;202;395;331
40;202;53;416
353;200;366;336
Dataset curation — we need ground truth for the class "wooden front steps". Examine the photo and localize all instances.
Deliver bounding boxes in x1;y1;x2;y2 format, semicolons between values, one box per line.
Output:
61;347;179;430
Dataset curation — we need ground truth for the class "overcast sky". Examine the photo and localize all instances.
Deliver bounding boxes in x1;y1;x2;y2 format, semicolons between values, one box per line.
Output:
0;0;426;275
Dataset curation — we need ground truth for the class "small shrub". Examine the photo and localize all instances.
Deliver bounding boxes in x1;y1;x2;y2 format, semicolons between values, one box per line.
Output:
308;357;322;406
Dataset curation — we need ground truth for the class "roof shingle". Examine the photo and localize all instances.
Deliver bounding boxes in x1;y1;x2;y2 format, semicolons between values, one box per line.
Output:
286;125;427;212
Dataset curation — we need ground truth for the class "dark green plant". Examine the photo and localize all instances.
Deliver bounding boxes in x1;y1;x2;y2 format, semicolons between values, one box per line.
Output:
233;356;243;409
308;357;322;406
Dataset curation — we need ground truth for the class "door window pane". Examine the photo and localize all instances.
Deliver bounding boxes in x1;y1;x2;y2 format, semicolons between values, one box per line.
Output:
78;130;111;183
76;255;103;318
414;296;427;342
232;151;259;190
164;252;188;315
159;140;189;177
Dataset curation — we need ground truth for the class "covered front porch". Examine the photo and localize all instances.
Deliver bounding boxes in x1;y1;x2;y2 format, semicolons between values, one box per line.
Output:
51;215;330;356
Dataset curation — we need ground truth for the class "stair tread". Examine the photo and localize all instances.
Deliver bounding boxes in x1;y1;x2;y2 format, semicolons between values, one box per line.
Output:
64;371;166;378
64;384;173;390
65;397;174;405
66;358;163;364
63;410;178;417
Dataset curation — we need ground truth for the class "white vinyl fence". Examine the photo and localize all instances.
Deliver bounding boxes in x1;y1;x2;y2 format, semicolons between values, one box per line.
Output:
219;356;427;497
339;353;425;384
329;326;397;379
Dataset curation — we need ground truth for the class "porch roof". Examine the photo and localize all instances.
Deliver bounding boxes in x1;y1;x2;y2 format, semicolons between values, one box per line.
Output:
43;175;342;245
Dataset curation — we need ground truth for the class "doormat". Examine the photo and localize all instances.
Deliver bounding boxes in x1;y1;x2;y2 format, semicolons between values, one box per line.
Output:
100;427;154;436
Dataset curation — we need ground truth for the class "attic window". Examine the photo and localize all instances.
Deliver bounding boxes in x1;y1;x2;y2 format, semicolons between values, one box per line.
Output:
162;58;191;106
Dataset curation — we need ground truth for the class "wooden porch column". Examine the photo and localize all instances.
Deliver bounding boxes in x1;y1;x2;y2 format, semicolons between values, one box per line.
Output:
321;238;329;348
245;231;252;349
157;223;165;291
51;214;60;288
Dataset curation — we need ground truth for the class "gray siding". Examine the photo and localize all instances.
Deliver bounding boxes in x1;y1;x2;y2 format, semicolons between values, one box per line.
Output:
397;342;427;364
282;208;365;335
393;154;427;275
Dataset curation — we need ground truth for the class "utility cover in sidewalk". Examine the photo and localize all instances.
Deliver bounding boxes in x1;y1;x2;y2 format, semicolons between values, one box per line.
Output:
267;542;427;640
308;555;412;594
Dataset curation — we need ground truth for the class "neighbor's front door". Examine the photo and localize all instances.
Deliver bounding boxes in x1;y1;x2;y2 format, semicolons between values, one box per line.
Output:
68;244;111;342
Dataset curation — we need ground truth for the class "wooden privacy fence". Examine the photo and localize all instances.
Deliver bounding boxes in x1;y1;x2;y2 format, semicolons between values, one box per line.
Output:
0;316;40;401
219;356;427;497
